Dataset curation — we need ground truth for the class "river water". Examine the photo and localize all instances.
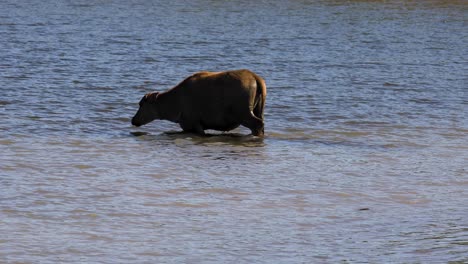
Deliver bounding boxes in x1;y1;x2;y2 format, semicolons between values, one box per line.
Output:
1;0;467;263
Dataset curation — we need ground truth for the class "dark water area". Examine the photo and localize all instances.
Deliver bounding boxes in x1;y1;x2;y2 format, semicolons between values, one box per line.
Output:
1;0;467;263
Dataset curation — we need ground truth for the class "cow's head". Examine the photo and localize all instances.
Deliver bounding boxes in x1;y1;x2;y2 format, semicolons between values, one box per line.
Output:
131;92;160;127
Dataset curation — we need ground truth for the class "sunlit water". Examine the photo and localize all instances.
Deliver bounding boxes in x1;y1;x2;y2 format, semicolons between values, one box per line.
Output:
1;0;467;263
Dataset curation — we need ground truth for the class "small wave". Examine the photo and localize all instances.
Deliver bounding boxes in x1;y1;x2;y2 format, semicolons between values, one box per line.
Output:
26;22;47;27
155;202;210;208
143;57;158;63
130;131;149;137
383;82;400;87
269;129;371;141
408;98;440;105
85;86;114;91
197;188;248;196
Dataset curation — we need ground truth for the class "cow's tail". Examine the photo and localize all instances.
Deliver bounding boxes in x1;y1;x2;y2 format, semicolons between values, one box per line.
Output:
253;74;267;120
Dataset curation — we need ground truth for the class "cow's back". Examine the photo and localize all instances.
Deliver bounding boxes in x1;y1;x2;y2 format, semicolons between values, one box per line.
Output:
182;70;256;104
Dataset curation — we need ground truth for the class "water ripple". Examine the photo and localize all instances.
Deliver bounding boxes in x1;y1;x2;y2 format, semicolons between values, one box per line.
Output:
1;0;467;263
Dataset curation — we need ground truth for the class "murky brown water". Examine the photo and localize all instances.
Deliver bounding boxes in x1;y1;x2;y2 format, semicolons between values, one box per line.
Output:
1;0;467;263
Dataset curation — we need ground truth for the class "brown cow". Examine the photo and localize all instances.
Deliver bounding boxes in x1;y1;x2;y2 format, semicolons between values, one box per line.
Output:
131;69;266;136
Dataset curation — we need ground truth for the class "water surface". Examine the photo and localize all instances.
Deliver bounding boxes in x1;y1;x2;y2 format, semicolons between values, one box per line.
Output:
1;0;467;263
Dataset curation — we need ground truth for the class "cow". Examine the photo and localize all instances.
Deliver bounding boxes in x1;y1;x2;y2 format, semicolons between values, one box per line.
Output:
131;69;266;136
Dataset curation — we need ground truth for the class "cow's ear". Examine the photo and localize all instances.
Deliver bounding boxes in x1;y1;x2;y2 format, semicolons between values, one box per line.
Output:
145;92;159;103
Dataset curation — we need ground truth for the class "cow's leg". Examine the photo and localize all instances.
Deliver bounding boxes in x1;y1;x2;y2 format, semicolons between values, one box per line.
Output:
180;121;205;135
241;111;264;137
192;123;205;135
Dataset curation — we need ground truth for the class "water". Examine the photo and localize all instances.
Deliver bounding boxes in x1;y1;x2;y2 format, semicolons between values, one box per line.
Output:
1;0;467;263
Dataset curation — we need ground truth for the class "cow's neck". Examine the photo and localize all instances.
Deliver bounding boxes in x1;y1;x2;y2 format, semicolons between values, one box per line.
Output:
157;89;181;123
